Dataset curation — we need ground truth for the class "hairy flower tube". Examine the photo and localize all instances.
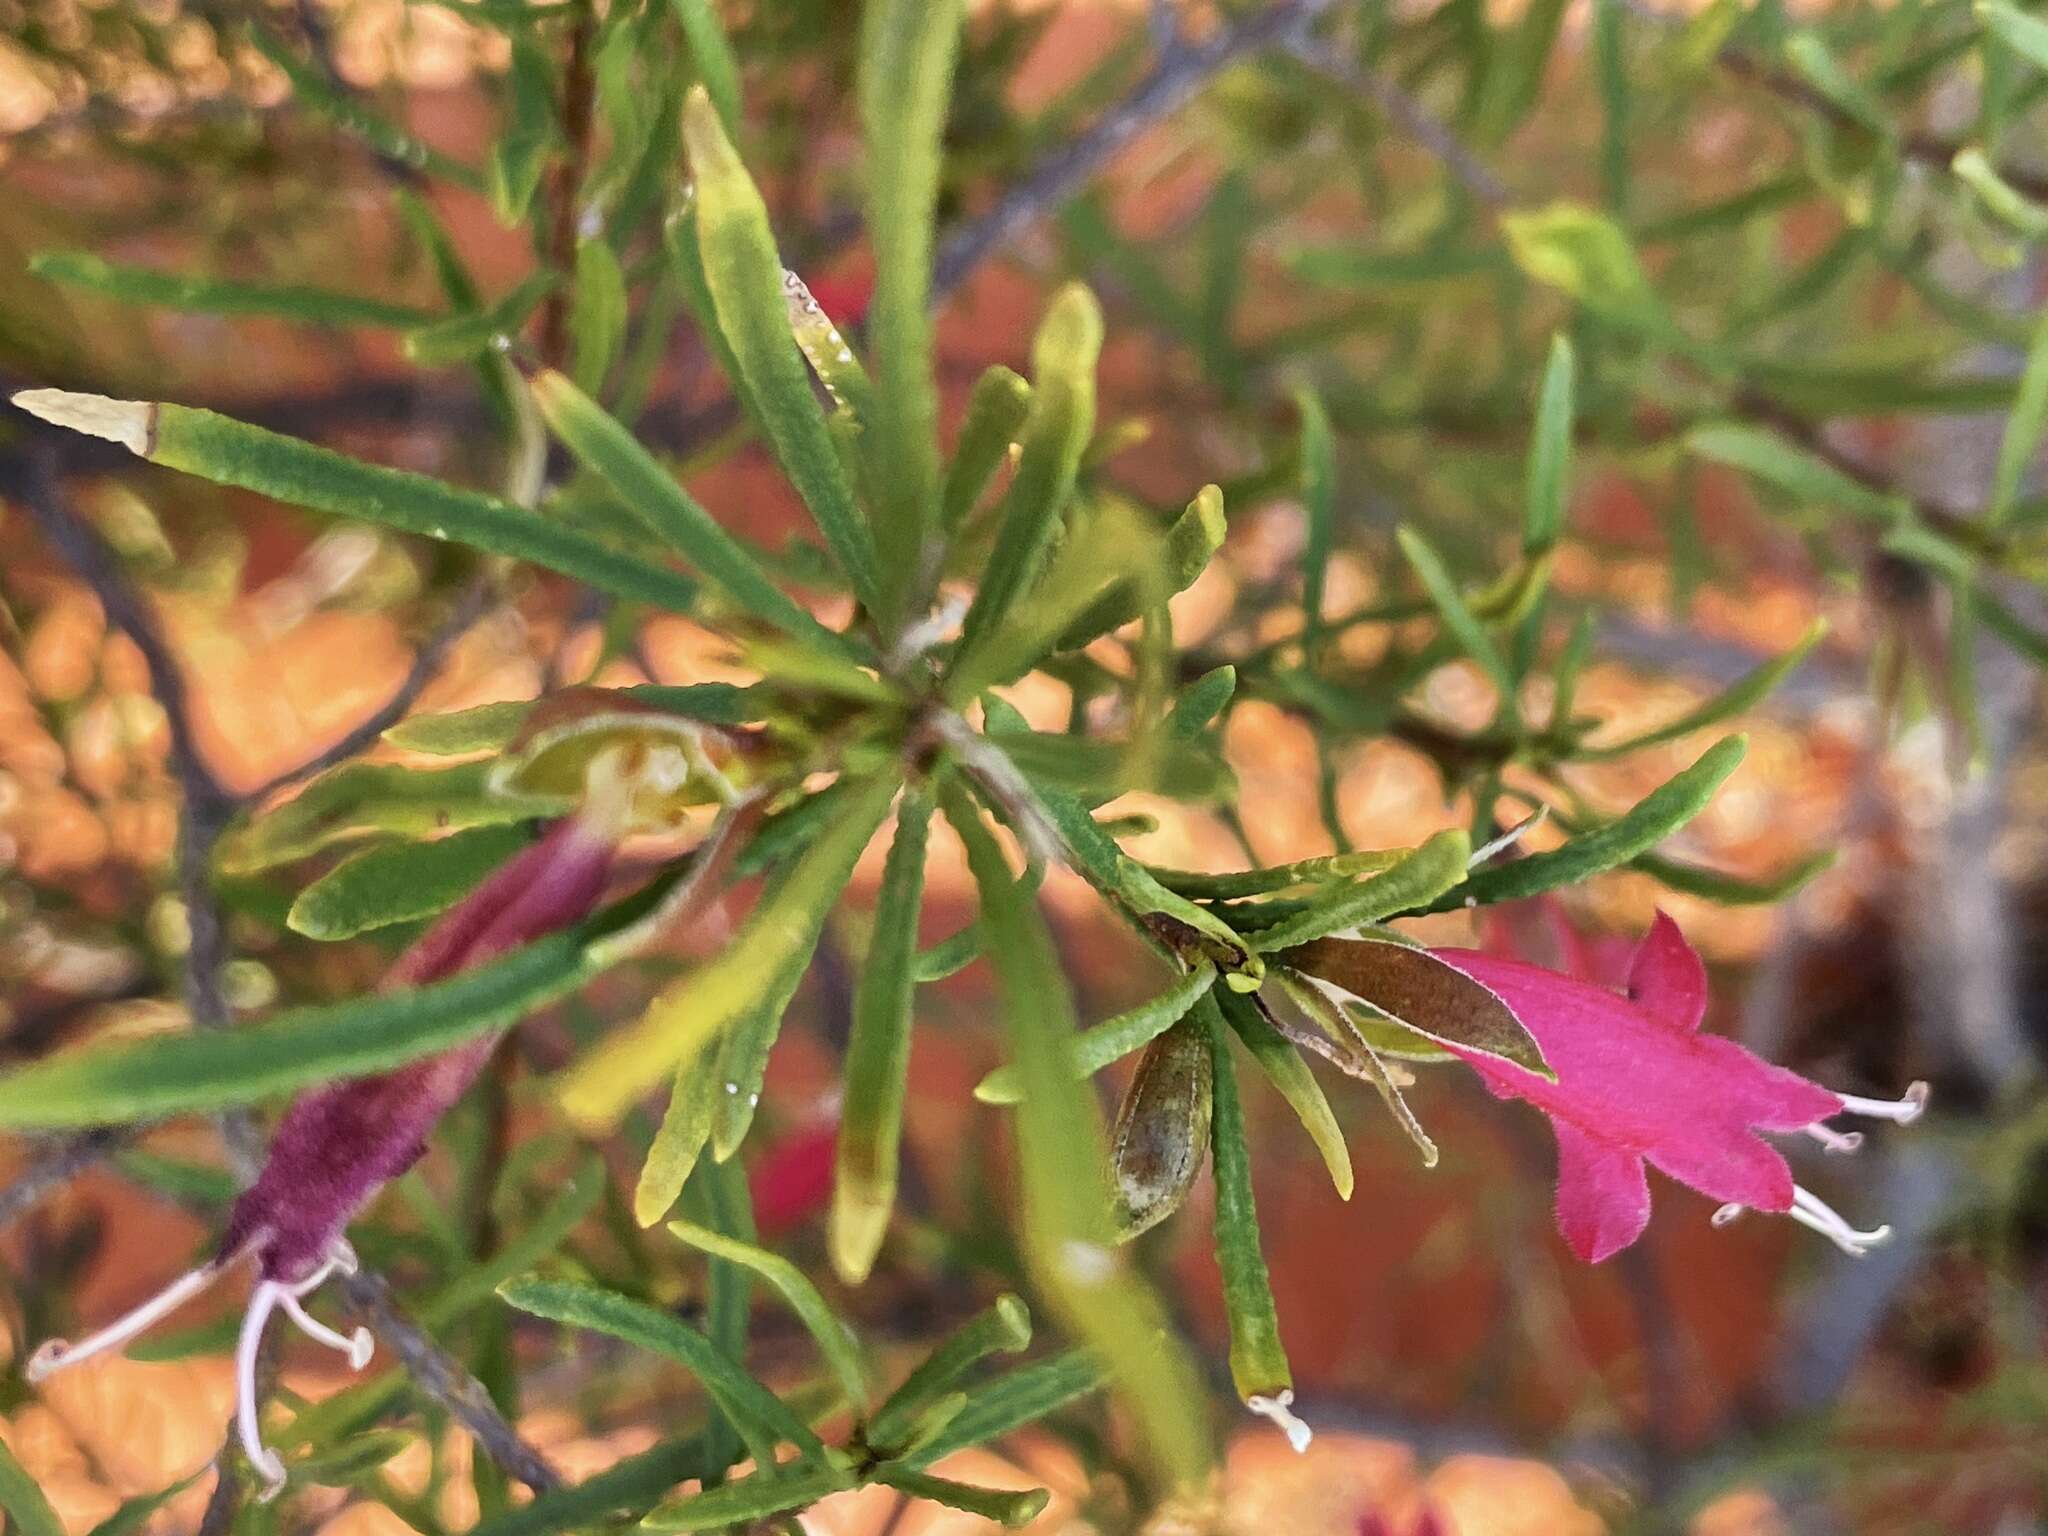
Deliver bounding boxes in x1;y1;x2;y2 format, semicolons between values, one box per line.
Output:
25;749;646;1498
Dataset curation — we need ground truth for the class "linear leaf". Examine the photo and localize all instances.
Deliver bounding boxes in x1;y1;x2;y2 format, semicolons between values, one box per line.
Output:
671;0;741;134
0;1437;65;1536
974;964;1216;1104
831;791;932;1282
1686;422;1907;523
944;786;1209;1485
860;0;965;623
31;251;434;329
1396;526;1518;724
941;366;1032;530
468;1436;717;1536
867;1296;1032;1453
1525;334;1576;554
641;1465;849;1532
1198;996;1290;1402
531;369;849;650
559;774;897;1127
219;760;540;874
1991;305;2048;526
873;1470;1048;1528
11;392;706;615
954;284;1102;652
667;1220;868;1412
497;1276;827;1462
288;823;532;939
897;1350;1108;1470
1581;620;1825;758
1216;987;1352;1199
681;87;880;612
1432;735;1748;912
1298;388;1334;660
1247;829;1472;953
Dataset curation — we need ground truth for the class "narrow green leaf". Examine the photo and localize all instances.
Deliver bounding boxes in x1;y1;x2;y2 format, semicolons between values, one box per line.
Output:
1990;304;2048;526
1783;33;1886;132
1633;848;1835;904
1055;485;1225;650
1686;422;1907;523
1198;996;1290;1401
1248;828;1472;953
671;0;741;134
530;369;848;650
681;87;880;613
1297;389;1334;661
0;1436;65;1536
497;1276;827;1462
642;1465;849;1532
831;791;932;1282
1502;202;1668;333
0;881;669;1128
1525;334;1576;555
1953;146;2048;240
873;1470;1048;1529
288;823;531;939
469;1436;718;1536
1582;620;1826;758
1594;0;1630;213
867;1296;1032;1453
249;26;481;188
560;775;896;1127
668;1220;868;1412
402;271;556;365
1147;849;1403;900
635;1064;719;1227
1981;0;2048;71
859;0;965;624
82;1474;204;1536
488;36;556;223
1396;526;1518;724
1166;665;1236;740
974;964;1216;1104
570;238;628;394
14;394;705;615
941;365;1032;531
954;284;1102;653
220;761;541;875
1215;988;1352;1200
897;1350;1108;1471
30;251;434;329
1434;735;1748;911
707;893;819;1161
944;787;1210;1486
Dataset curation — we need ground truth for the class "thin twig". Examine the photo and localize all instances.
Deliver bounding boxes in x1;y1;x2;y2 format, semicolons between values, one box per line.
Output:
246;574;495;802
931;0;1335;300
337;1269;562;1494
0;1130;133;1229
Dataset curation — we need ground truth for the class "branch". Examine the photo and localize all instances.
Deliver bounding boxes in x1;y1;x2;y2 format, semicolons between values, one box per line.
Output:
0;1130;133;1229
337;1268;562;1494
931;0;1335;300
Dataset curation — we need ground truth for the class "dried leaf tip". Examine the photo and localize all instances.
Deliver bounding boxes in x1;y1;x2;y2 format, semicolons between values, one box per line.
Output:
12;388;156;456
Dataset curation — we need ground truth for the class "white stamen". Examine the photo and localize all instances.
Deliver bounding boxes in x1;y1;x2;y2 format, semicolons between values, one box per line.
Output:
1834;1081;1930;1125
280;1293;374;1370
1246;1390;1314;1454
26;1261;227;1382
1789;1185;1892;1257
236;1282;291;1502
1804;1123;1865;1155
1711;1202;1745;1228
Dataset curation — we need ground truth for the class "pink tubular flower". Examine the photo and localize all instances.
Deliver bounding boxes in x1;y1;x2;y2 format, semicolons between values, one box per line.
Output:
1430;911;1926;1264
26;771;635;1498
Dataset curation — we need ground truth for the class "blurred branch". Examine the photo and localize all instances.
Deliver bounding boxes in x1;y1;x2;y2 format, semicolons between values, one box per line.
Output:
0;1130;132;1228
338;1268;562;1493
931;0;1336;299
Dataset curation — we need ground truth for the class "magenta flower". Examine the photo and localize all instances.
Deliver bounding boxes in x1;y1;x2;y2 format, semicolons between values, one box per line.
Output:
27;781;631;1497
1428;911;1926;1263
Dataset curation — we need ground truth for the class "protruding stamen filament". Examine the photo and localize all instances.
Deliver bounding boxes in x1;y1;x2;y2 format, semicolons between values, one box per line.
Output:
1805;1123;1866;1155
26;1261;226;1383
280;1293;374;1370
1711;1202;1745;1228
1789;1185;1892;1257
1246;1389;1314;1454
236;1282;291;1502
1835;1081;1930;1125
